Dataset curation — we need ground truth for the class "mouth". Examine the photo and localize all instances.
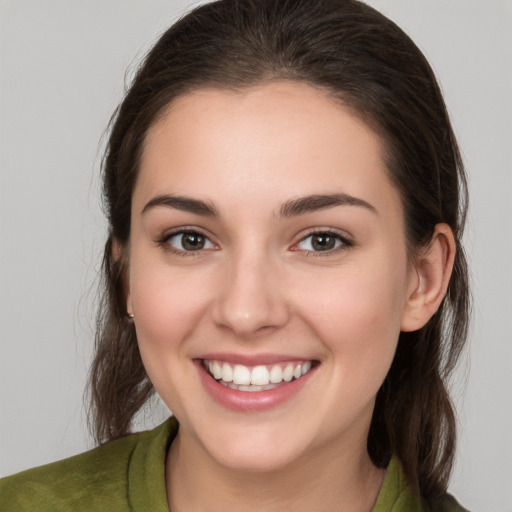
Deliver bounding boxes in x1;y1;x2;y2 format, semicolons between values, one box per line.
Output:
202;359;316;392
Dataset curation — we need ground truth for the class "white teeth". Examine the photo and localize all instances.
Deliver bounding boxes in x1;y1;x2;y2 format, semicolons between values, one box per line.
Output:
269;365;283;384
251;365;270;386
219;380;279;392
233;364;251;385
205;359;314;389
212;361;223;380
221;363;233;382
302;361;312;375
283;364;294;382
238;385;263;392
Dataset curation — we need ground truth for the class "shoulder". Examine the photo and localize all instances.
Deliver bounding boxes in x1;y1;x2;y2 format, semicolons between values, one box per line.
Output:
435;493;470;512
0;418;176;512
374;458;469;512
0;433;141;511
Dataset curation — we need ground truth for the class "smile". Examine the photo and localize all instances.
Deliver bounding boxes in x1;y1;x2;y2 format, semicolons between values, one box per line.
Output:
202;359;314;392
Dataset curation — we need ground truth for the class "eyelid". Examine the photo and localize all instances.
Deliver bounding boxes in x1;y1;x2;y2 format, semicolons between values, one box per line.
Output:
155;225;353;256
156;226;219;255
291;228;354;254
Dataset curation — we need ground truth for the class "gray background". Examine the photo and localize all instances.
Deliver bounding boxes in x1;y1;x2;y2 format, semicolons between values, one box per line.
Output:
1;1;511;510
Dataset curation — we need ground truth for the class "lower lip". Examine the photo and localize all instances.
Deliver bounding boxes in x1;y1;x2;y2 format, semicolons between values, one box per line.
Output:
195;360;317;412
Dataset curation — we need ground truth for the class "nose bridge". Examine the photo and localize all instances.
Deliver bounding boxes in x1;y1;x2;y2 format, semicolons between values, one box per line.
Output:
213;242;288;336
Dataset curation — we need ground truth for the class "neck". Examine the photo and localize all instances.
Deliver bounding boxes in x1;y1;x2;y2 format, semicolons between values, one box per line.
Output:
166;429;385;512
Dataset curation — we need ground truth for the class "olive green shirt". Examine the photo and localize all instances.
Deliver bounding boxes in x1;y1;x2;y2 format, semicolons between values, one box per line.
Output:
0;417;467;511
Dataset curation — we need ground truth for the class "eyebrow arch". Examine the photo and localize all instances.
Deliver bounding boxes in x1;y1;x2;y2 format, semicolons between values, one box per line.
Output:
142;192;376;218
142;194;219;217
280;193;378;217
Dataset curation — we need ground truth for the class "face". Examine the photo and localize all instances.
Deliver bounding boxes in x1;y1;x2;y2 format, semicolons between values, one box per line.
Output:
127;81;418;472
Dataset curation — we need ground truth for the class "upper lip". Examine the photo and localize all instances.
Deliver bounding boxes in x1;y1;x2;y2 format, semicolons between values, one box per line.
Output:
197;352;316;366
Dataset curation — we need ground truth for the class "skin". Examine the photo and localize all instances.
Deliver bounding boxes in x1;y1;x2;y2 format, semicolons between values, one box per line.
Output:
124;81;455;512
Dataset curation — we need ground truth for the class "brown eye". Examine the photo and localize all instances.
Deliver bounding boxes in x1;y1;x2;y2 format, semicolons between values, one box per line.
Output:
297;232;350;252
167;231;214;251
310;234;337;251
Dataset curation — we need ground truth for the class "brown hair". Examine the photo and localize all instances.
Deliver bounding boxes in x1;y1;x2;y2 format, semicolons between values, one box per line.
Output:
88;0;470;506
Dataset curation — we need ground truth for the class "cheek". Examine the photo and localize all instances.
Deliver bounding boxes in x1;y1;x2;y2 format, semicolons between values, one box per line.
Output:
128;261;216;416
300;267;405;327
291;262;408;424
129;258;214;363
292;255;409;363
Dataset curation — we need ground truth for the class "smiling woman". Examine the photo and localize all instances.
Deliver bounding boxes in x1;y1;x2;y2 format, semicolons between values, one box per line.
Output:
0;1;472;511
129;84;424;483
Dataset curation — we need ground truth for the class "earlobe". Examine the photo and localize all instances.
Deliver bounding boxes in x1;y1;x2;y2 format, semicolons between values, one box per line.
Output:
126;288;134;319
112;238;123;262
401;224;456;332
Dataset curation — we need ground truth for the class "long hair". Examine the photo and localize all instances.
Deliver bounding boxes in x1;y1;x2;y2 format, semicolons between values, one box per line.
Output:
88;0;470;506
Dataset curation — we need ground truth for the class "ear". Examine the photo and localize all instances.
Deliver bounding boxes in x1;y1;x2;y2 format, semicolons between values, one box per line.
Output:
401;224;456;332
112;238;133;317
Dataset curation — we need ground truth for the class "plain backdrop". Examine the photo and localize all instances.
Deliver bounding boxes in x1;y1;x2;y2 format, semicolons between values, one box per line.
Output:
1;1;511;510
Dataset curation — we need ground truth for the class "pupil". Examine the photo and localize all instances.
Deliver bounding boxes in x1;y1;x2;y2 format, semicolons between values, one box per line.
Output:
312;234;335;251
183;233;205;250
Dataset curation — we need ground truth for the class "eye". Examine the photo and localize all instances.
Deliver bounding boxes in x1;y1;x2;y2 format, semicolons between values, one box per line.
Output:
165;230;216;252
295;231;351;252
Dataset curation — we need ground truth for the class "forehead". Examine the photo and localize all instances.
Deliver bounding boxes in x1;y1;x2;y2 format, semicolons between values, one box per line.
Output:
135;81;400;220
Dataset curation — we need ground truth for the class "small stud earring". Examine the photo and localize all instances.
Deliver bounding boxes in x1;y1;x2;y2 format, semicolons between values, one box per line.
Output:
128;313;135;319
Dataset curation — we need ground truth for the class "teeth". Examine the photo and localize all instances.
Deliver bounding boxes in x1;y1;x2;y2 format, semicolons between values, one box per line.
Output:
212;361;223;380
204;359;314;389
221;363;233;382
283;364;294;382
251;365;270;386
238;385;263;392
233;364;251;385
269;365;283;384
302;361;312;375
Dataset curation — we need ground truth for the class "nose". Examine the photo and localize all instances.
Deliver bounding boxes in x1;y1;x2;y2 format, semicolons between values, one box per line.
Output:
212;249;290;338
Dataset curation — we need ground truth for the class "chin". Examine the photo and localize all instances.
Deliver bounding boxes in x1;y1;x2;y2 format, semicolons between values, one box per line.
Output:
194;421;311;473
211;444;302;473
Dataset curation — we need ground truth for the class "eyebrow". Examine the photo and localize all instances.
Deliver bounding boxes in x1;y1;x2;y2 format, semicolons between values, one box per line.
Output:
142;194;219;216
141;192;377;218
279;193;377;217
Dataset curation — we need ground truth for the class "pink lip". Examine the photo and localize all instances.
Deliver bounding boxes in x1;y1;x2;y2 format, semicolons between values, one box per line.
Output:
194;359;318;412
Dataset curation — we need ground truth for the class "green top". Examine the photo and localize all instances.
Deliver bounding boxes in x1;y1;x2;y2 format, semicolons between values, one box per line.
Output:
0;417;467;511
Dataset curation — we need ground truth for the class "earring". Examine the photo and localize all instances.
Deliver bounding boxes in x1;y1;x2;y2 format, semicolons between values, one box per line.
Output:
128;313;135;319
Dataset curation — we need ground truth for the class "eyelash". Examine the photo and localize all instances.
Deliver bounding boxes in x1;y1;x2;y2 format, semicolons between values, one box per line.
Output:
156;228;353;257
156;228;218;257
293;229;353;257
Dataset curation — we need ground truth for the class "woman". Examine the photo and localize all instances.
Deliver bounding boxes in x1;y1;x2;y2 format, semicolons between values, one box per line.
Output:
0;0;470;510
